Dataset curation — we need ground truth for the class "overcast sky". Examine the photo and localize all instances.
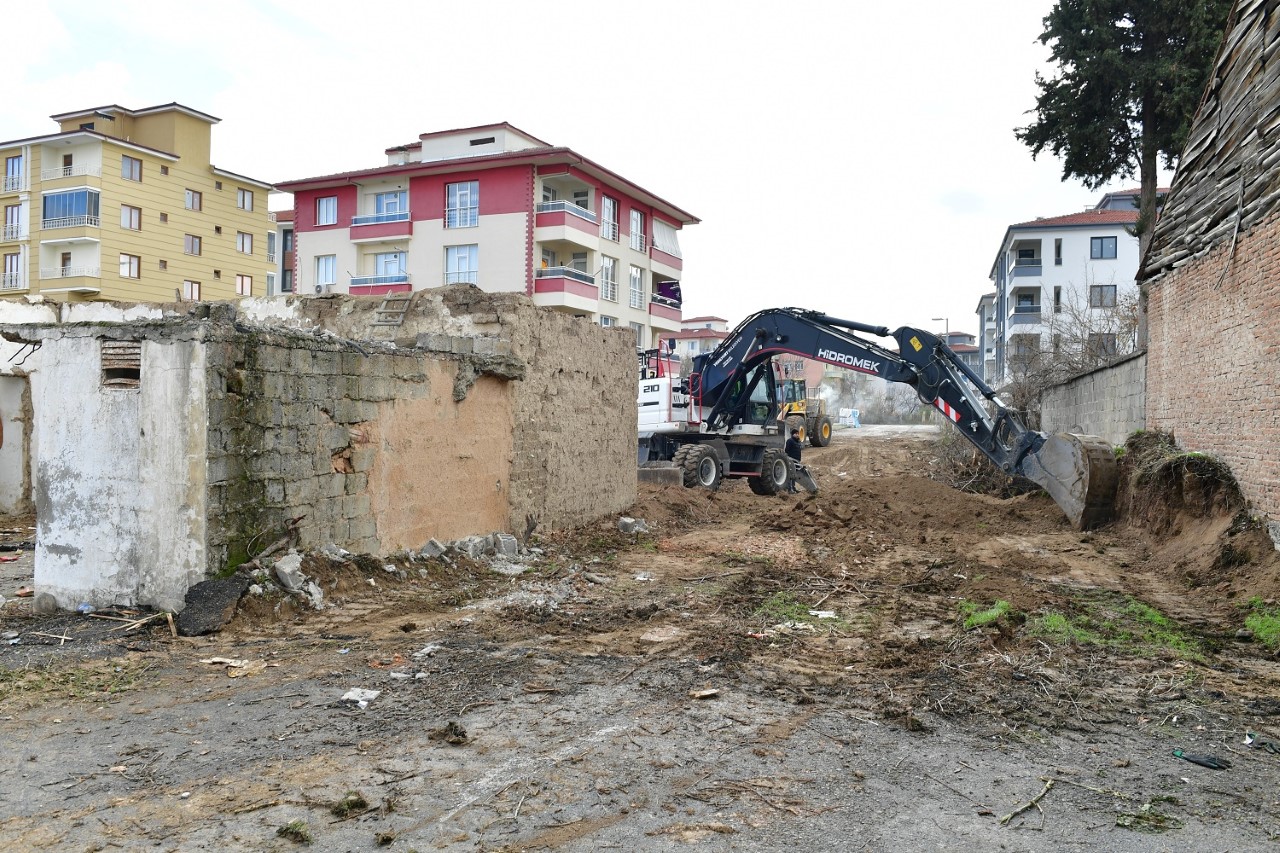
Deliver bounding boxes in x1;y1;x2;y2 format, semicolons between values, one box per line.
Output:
10;0;1173;338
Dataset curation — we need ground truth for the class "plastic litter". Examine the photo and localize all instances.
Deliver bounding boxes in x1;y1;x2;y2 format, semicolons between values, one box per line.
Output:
1172;748;1231;769
341;687;380;709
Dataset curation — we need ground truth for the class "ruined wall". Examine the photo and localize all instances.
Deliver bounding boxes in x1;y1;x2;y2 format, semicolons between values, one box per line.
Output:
1147;210;1280;543
202;324;518;572
1040;352;1146;447
0;375;31;514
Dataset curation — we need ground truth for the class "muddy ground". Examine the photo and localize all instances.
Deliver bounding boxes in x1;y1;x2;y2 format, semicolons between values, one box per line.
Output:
2;425;1279;852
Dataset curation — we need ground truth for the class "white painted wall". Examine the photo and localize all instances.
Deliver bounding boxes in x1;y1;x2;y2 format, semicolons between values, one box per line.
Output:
33;336;209;612
0;375;29;513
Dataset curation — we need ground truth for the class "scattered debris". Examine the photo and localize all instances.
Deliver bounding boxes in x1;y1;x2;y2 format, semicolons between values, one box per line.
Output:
176;576;251;636
330;790;370;819
341;688;381;709
15;586;33;597
1172;749;1231;770
808;609;837;619
428;721;469;745
276;819;313;845
274;552;306;592
618;516;650;534
1245;732;1280;754
412;644;444;659
1000;777;1054;826
689;688;720;700
200;657;268;677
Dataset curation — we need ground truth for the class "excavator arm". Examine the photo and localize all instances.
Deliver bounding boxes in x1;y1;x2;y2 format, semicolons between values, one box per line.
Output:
689;308;1117;528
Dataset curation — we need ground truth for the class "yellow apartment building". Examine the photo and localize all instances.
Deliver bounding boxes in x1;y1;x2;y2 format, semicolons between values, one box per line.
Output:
0;103;276;302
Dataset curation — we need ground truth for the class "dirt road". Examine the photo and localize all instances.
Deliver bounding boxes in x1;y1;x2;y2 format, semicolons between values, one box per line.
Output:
2;426;1279;851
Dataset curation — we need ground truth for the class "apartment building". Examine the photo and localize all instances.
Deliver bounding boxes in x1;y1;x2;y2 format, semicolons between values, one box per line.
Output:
0;103;276;302
271;211;295;295
983;189;1155;386
667;315;729;357
275;123;699;349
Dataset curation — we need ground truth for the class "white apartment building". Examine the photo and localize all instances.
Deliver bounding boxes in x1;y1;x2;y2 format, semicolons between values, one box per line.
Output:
275;124;698;349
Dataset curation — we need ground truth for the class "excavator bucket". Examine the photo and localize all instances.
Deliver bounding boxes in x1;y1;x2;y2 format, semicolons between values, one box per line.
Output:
1017;433;1119;530
792;463;819;494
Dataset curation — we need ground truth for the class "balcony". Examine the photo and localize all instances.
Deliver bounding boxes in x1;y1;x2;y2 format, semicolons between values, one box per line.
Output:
2;175;27;193
2;223;26;242
536;266;595;286
40;265;100;279
40;164;102;181
536;200;597;224
267;212;277;222
41;215;100;230
1011;257;1042;277
352;211;410;226
1;272;27;290
444;272;478;285
532;267;599;312
350;273;410;287
1009;304;1042;324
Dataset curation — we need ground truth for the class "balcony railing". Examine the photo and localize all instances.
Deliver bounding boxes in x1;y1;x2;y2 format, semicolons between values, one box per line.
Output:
600;221;619;241
350;272;410;286
352;211;411;226
41;215;100;230
535;266;595;285
267;212;277;222
444;271;478;285
1;272;26;290
2;224;25;241
1011;304;1042;314
629;234;646;252
444;207;478;228
40;164;102;181
536;200;598;224
40;266;100;279
266;252;276;263
3;175;26;192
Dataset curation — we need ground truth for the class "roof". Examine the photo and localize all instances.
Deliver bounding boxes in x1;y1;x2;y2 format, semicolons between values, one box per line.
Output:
948;344;979;353
670;329;728;340
278;144;700;225
1010;209;1138;229
211;165;275;191
681;315;727;324
0;128;180;160
50;102;221;125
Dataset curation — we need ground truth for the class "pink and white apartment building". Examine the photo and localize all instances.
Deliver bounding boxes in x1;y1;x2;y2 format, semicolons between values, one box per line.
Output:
274;124;698;348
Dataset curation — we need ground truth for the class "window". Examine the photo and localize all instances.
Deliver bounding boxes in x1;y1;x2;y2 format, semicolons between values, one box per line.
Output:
267;273;276;293
445;181;479;228
236;188;253;211
214;225;222;235
316;254;336;285
158;259;167;270
1087;333;1118;358
1054;285;1062;313
121;155;142;182
160;165;169;176
1054;238;1062;266
118;253;140;278
101;341;141;389
629;322;645;349
629;209;645;251
600;256;618;302
266;231;276;261
236;231;253;254
1090;236;1117;259
375;190;407;219
599;315;617;328
3;204;20;240
42;189;100;226
184;234;201;255
215;180;223;190
629;265;644;309
281;269;294;293
120;204;141;230
601;196;619;240
316;196;337;226
1089;284;1117;307
445;244;479;284
375;251;406;277
213;269;221;279
235;274;252;296
185;189;202;211
159;212;168;223
183;280;201;300
4;155;23;191
282;230;294;252
3;252;21;288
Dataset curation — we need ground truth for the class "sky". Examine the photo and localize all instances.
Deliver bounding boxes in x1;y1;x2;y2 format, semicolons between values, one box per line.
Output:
8;0;1173;338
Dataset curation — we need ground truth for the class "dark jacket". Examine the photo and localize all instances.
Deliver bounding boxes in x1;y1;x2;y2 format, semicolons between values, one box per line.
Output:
784;436;803;462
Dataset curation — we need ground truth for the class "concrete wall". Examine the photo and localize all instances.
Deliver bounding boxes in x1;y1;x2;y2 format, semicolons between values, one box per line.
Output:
1147;210;1280;544
1040;351;1146;447
0;375;32;514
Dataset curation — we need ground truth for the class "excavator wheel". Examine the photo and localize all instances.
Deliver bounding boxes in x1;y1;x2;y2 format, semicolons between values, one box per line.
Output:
809;415;833;447
1018;433;1120;530
674;444;722;489
785;415;806;443
749;449;791;495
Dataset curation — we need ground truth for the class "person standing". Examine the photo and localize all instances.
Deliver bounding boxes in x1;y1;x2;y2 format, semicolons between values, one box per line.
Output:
784;428;803;493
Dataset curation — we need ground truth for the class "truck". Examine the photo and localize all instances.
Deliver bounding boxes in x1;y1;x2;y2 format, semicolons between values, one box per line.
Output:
637;307;1118;529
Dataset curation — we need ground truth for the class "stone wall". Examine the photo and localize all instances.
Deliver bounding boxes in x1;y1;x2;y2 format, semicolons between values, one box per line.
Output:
1039;352;1146;447
1147;210;1280;545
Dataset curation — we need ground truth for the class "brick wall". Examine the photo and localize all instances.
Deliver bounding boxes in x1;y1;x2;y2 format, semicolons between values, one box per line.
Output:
1040;352;1146;447
1147;210;1280;544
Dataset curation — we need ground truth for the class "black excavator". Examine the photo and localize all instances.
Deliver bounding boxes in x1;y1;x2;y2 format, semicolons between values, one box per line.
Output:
637;307;1118;529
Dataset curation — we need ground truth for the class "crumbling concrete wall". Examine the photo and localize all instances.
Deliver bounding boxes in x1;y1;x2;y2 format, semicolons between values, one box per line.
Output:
1039;352;1146;447
0;374;32;514
1147;211;1280;545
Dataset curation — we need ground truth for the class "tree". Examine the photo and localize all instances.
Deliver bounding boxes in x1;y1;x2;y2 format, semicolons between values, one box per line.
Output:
1016;0;1233;255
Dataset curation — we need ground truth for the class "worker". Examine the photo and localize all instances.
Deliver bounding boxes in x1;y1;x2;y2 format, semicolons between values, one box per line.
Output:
784;428;803;493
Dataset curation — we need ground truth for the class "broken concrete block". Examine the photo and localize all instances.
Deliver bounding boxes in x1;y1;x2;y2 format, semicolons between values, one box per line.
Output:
451;536;488;558
618;517;650;534
303;581;325;610
489;560;526;577
320;543;351;562
493;533;519;558
176;576;252;636
420;539;447;559
274;552;306;592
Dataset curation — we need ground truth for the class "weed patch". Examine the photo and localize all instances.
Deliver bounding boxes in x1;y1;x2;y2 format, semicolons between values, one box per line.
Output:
0;659;147;707
1244;598;1280;649
959;599;1011;630
1028;593;1204;660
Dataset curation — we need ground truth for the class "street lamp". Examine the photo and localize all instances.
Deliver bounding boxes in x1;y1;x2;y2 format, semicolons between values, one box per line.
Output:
932;317;949;341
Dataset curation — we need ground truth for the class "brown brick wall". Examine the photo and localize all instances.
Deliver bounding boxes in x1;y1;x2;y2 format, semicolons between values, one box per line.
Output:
1146;209;1280;529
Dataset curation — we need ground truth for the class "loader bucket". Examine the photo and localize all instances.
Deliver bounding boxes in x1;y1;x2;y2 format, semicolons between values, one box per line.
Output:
1017;433;1119;530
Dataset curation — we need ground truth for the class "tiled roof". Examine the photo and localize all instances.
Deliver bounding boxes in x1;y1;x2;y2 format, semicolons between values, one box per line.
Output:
670;329;728;340
1011;209;1138;228
681;315;726;324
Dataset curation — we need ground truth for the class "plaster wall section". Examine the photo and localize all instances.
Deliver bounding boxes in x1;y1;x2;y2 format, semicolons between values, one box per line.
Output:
33;334;209;611
1039;353;1146;447
0;375;32;514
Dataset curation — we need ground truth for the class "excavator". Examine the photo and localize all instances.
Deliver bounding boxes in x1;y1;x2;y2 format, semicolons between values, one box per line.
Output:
638;307;1118;529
